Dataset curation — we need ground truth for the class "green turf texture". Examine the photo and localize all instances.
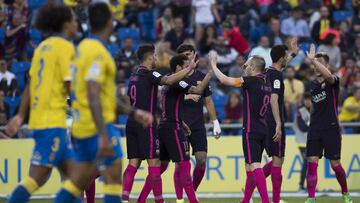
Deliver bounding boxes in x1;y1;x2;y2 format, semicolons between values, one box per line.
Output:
1;197;359;203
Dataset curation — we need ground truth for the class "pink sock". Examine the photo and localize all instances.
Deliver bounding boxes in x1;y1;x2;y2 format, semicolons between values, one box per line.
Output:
148;167;164;203
178;161;199;203
254;168;270;203
192;166;206;191
271;166;282;203
263;161;273;178
242;171;255;203
137;162;169;203
331;164;348;194
85;178;95;203
122;165;137;200
174;165;183;200
307;162;318;198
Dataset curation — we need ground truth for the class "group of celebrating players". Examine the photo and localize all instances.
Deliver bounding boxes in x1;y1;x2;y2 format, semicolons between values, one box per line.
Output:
2;2;354;203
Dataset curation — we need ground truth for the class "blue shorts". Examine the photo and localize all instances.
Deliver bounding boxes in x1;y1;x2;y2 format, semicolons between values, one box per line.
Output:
31;128;72;167
72;124;123;170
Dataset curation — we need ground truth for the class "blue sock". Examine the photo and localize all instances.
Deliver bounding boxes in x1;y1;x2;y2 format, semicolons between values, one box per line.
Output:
104;194;122;203
6;185;31;203
53;189;77;203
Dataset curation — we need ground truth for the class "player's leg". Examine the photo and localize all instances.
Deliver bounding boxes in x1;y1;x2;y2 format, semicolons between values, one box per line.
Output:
100;124;124;203
193;151;206;191
306;156;319;202
305;130;323;203
7;129;67;203
123;126;142;201
242;133;269;203
6;165;51;203
191;128;208;191
324;128;352;203
168;128;198;203
271;155;284;203
54;162;97;203
144;158;164;203
137;132;169;203
299;146;307;191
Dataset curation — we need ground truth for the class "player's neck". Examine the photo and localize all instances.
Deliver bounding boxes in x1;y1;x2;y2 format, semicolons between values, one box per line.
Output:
91;31;109;43
271;63;282;71
140;63;151;70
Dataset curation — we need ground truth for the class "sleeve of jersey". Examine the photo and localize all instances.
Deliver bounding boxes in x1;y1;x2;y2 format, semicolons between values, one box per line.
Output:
58;44;75;82
233;78;244;87
149;71;164;85
270;72;282;94
85;55;106;84
176;80;191;93
203;84;212;97
333;75;340;87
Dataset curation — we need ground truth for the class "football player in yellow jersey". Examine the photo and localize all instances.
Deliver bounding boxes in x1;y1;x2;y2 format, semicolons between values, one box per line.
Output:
5;5;78;203
54;3;152;203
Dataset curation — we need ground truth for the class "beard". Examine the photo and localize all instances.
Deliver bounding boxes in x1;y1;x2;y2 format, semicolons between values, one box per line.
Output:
151;61;156;69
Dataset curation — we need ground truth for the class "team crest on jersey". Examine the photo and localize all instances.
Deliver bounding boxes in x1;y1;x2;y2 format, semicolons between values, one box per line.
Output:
87;62;101;79
153;71;162;78
273;79;281;89
312;91;326;103
179;81;189;88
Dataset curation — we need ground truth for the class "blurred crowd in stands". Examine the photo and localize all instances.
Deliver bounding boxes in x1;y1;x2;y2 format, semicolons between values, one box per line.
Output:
0;0;360;135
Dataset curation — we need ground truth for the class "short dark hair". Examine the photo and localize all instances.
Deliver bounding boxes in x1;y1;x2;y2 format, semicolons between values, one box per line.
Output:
170;54;188;72
136;44;155;62
270;45;288;63
35;5;73;34
345;56;356;62
176;44;195;54
250;55;266;72
292;6;302;12
303;92;312;100
323;33;336;45
315;52;330;63
89;3;112;33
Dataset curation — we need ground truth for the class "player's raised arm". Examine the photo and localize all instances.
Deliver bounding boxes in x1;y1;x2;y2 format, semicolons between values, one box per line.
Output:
286;37;299;64
307;44;336;84
209;52;244;87
160;54;198;85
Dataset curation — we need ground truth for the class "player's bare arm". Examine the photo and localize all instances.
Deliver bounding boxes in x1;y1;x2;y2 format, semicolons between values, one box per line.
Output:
270;93;282;142
286;37;299;64
205;96;221;139
160;54;198;85
184;94;201;102
307;43;336;84
6;84;30;136
117;95;153;127
209;52;244;87
182;121;191;136
87;81;114;157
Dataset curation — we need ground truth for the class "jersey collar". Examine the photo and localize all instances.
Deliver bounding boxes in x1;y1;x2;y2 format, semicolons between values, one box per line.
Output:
53;33;67;40
88;33;106;46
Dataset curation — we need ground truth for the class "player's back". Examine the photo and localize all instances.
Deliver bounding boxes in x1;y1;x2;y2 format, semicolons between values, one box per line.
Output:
242;74;272;134
126;67;162;126
265;67;285;125
71;37;117;138
29;36;75;130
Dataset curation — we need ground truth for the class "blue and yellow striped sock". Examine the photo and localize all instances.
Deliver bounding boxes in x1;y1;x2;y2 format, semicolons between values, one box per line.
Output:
7;177;39;203
53;180;82;203
104;184;122;203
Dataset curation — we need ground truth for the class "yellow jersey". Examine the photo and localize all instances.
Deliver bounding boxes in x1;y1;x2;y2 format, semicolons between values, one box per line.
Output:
63;0;78;7
339;96;360;122
71;36;117;138
108;0;128;21
29;36;75;129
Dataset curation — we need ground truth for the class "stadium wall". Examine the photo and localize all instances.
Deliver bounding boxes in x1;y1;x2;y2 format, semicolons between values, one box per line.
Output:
0;136;359;195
